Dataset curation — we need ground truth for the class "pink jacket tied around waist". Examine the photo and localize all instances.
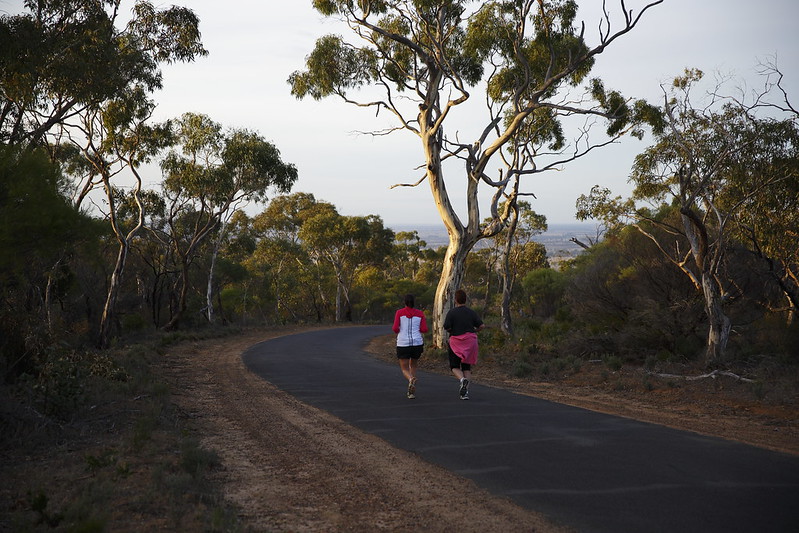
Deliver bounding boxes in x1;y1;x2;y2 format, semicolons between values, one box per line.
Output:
449;332;478;365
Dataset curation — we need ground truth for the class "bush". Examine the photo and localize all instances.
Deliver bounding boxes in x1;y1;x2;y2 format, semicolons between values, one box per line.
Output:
603;355;623;371
511;359;533;378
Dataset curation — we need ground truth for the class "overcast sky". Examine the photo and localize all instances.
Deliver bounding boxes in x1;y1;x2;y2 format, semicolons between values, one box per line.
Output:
4;0;798;227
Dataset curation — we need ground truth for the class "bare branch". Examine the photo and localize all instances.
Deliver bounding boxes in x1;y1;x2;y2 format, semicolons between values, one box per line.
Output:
389;174;427;189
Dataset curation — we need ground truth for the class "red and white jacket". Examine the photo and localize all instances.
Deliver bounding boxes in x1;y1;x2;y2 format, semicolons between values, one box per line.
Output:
392;307;428;347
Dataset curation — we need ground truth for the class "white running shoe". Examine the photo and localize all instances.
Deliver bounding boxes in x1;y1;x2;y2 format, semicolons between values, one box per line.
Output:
407;377;417;399
458;378;469;399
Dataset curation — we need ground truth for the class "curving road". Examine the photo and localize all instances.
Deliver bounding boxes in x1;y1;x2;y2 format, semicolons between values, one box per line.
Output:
242;325;799;533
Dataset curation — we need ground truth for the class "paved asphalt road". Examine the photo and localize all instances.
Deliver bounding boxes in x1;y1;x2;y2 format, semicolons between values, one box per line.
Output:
242;325;799;533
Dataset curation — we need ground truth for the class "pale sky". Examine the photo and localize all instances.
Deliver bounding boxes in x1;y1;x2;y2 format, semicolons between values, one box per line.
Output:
4;0;798;227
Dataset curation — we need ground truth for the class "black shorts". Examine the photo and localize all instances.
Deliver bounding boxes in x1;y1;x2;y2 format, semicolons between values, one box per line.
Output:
448;344;471;371
397;345;423;359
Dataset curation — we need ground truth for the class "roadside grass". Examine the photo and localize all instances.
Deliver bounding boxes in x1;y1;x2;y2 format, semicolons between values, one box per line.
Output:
1;326;243;532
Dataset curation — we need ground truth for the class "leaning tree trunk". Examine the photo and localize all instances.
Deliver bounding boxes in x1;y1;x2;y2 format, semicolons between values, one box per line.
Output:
681;209;731;365
701;272;731;365
205;243;219;323
424;127;480;347
99;242;129;348
418;67;499;346
431;231;473;347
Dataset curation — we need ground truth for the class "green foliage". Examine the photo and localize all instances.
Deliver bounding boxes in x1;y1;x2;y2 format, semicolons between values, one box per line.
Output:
0;0;207;145
0;146;96;379
0;146;84;272
25;489;65;528
288;34;377;99
521;268;566;317
24;346;128;419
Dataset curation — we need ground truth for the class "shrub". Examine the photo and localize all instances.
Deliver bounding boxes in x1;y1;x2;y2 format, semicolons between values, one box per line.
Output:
603;355;623;371
512;359;534;378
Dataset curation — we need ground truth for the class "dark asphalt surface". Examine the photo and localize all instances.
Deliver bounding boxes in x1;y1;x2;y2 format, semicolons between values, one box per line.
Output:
242;325;799;533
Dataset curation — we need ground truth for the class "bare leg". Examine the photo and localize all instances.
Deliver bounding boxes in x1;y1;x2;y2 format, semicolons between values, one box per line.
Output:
402;359;418;398
408;358;418;381
399;359;413;381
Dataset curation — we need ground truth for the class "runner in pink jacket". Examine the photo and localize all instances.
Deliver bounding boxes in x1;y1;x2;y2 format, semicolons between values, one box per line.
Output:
393;294;428;399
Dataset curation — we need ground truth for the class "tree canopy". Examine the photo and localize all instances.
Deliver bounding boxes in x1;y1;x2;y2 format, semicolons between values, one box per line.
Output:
290;0;663;345
0;0;207;146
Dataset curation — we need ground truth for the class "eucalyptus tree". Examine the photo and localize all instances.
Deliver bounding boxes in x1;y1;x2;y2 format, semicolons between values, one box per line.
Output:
157;113;298;329
60;89;172;347
391;230;428;280
299;209;395;322
1;0;207;346
290;0;662;345
721;67;799;323
492;200;548;335
726;119;799;322
252;193;331;322
0;0;207;147
576;69;797;364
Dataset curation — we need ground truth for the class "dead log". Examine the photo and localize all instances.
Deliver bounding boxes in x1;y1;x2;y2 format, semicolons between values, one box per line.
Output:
646;369;754;383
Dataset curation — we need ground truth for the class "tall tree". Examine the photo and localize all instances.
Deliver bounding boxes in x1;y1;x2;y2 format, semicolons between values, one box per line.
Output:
493;201;548;336
577;69;797;364
1;0;207;347
391;230;428;280
0;145;93;372
253;193;336;321
721;66;799;323
61;89;172;347
299;209;394;322
289;0;662;345
157;113;298;329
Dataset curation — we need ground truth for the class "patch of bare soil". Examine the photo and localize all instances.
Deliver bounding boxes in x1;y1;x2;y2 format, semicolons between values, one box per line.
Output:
2;326;796;532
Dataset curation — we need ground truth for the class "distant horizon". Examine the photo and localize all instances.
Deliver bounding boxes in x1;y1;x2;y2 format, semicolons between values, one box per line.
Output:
386;221;600;256
387;221;599;232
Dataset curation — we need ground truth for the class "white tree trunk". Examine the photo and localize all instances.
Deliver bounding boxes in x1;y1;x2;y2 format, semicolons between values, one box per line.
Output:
335;279;344;322
500;209;519;337
206;244;218;323
99;243;128;348
681;211;731;364
702;272;731;365
431;232;472;346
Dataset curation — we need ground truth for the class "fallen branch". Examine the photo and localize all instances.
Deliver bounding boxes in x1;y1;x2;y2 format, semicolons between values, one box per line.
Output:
647;369;755;383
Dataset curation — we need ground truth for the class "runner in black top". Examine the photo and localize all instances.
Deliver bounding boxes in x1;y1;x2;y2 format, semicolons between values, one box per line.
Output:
443;289;484;399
